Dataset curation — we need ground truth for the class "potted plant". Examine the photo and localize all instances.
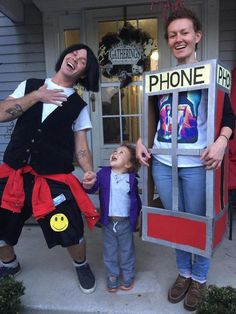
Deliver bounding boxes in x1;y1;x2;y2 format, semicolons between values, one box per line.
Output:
0;276;25;314
197;284;236;314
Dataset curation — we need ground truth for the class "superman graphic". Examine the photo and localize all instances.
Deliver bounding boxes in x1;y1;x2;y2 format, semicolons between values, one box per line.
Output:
157;90;202;143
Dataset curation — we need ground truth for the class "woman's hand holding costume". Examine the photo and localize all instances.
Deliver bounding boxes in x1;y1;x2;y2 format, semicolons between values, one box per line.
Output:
200;136;228;170
136;138;151;167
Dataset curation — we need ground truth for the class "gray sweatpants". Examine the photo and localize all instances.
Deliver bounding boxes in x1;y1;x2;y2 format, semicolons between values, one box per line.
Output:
102;219;135;281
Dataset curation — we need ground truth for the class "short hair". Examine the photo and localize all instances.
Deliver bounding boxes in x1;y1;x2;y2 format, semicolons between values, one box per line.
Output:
121;143;141;173
164;7;202;41
55;43;100;92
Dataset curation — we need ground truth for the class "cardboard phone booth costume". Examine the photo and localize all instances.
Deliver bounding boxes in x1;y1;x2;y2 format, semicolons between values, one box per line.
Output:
141;59;231;257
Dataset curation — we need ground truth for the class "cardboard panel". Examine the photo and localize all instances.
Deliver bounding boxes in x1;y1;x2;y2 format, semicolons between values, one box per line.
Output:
147;212;207;250
213;209;227;248
224;153;229;206
142;60;231;256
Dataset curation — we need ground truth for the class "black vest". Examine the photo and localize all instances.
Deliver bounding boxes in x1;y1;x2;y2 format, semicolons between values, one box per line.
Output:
4;78;86;174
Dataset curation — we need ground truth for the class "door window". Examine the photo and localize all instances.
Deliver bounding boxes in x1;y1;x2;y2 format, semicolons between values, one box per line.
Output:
99;18;158;145
102;85;142;144
64;29;80;47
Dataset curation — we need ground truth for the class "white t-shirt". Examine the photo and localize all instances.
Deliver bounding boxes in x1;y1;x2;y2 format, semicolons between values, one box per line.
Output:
108;171;130;217
9;78;92;132
153;89;208;167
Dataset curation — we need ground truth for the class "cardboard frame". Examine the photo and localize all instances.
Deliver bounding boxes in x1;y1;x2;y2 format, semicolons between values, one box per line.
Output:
141;59;231;257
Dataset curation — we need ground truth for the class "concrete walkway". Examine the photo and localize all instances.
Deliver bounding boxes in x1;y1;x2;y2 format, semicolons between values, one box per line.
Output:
15;223;236;314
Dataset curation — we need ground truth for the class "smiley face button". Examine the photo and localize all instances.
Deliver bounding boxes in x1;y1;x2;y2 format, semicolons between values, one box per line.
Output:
50;213;69;232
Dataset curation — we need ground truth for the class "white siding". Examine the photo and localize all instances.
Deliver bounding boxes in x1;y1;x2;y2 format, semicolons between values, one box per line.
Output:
0;4;45;98
219;0;236;70
0;3;46;161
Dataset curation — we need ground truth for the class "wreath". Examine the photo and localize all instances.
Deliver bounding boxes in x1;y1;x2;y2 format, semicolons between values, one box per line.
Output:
98;22;156;88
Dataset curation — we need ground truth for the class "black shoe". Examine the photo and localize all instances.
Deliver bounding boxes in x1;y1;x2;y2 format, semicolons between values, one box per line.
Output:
0;262;21;279
75;263;96;294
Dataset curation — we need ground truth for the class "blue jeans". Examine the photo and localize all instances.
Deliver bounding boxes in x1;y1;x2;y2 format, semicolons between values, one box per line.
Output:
152;158;210;282
102;219;135;282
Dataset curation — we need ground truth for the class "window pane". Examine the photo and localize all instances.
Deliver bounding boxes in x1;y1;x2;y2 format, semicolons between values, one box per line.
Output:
121;85;139;114
99;21;118;41
101;87;119;115
122;117;140;143
103;117;120;144
64;29;80;47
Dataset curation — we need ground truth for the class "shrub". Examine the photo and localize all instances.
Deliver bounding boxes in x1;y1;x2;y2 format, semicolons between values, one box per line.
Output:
0;276;25;314
196;285;236;314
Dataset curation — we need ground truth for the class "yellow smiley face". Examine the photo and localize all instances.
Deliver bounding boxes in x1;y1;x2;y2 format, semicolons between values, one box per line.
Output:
50;213;69;232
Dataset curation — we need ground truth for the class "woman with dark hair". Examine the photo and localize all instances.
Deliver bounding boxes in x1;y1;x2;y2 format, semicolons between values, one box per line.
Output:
136;6;235;311
0;43;100;294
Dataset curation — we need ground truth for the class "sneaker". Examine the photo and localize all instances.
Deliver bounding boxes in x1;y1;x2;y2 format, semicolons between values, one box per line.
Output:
120;278;134;291
75;263;96;294
184;280;206;311
0;262;21;279
168;275;191;303
107;275;119;292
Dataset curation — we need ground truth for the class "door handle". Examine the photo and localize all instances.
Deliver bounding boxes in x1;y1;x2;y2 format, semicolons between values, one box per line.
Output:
90;93;96;112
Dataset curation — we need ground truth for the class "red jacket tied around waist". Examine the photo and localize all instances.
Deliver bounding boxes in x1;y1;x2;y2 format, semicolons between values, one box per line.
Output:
0;163;100;229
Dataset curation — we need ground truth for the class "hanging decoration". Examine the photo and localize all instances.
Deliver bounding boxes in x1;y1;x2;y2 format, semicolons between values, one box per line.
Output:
98;12;156;88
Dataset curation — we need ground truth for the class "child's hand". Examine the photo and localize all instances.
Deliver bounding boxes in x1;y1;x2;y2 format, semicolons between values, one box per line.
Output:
82;171;96;189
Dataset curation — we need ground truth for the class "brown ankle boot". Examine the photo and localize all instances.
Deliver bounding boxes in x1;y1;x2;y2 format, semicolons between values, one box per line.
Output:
184;280;206;311
168;275;192;303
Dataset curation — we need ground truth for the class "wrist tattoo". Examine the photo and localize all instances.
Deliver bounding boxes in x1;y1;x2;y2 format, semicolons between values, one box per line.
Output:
6;104;24;118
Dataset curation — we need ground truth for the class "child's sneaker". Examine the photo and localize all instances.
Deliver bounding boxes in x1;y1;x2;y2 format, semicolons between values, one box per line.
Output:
107;275;119;292
120;278;134;291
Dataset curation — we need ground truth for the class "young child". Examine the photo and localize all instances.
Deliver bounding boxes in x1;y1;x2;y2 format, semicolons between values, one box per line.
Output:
83;143;141;292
